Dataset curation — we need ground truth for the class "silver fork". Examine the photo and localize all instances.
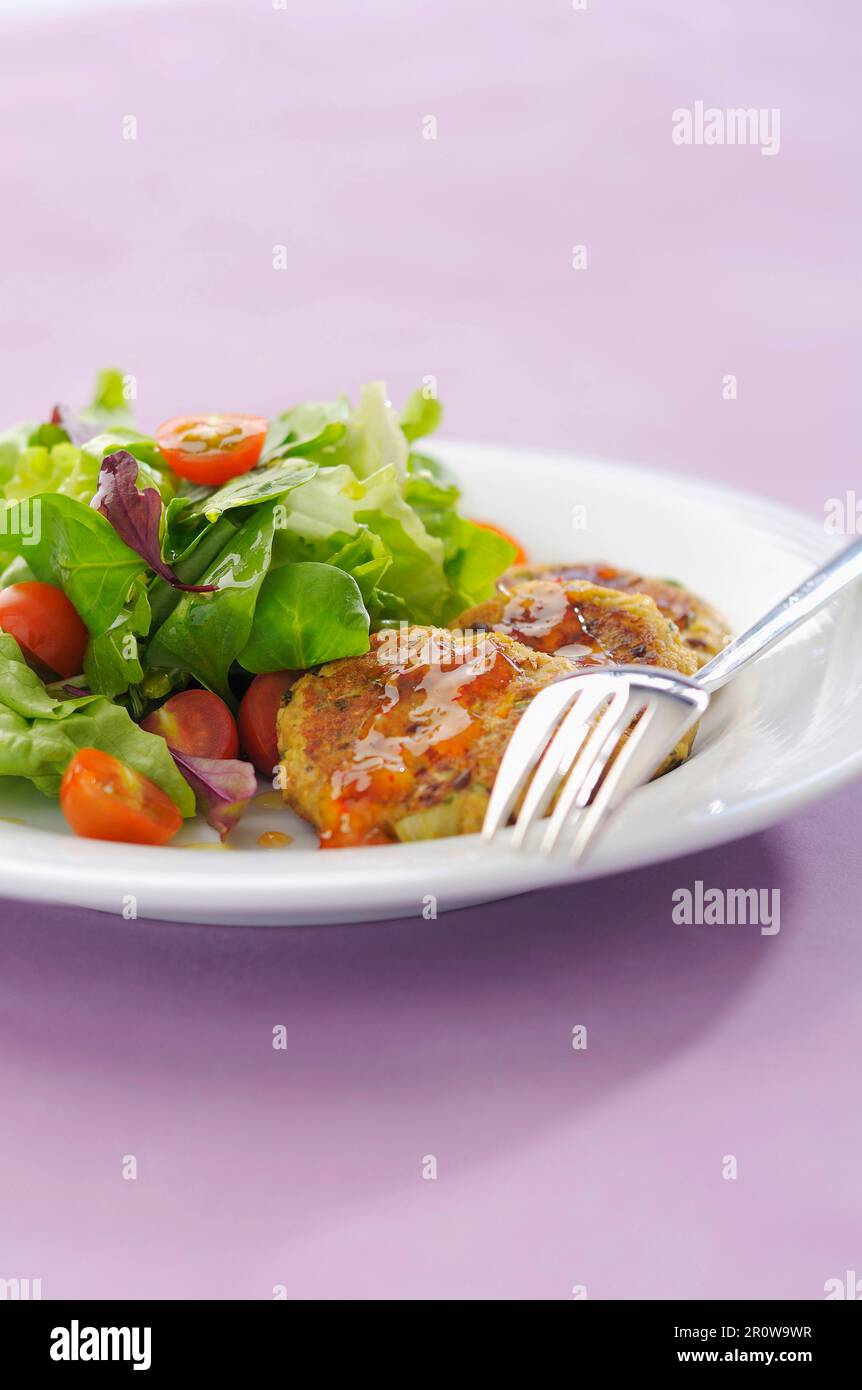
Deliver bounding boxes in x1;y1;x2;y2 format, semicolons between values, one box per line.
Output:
482;533;862;863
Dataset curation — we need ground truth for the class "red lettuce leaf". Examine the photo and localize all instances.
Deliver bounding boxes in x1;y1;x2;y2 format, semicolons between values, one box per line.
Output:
91;450;216;592
169;747;257;840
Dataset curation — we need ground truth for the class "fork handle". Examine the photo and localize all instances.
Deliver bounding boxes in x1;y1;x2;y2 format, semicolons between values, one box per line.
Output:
697;534;862;694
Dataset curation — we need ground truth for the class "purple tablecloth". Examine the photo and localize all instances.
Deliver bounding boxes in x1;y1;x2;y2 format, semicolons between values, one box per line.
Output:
0;0;859;1299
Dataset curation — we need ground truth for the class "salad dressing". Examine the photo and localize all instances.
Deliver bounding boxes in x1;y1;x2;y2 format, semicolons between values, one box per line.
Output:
495;588;614;664
257;830;294;848
322;634;521;847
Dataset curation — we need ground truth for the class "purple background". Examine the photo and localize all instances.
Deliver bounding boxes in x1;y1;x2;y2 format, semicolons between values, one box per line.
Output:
1;0;860;1299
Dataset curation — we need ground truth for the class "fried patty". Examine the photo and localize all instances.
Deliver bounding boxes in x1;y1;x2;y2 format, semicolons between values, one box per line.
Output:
277;574;705;846
495;562;730;665
454;578;702;673
277;628;575;846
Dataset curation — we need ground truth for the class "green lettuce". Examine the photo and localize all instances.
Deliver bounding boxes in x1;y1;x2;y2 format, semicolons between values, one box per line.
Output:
262;400;349;463
1;441;101;505
80;367;135;430
0;367;172;508
146;504;278;702
400;388;443;443
1;494;145;636
83;584;151;699
239;562;370;671
0;632;194;813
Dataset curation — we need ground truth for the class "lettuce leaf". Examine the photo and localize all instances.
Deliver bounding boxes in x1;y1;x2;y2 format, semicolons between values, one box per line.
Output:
91;450;215;593
146;504;278;701
400;389;443;443
0;632;194;814
239;562;370;671
2;441;101;505
1;494;145;635
262;400;349;463
81;430;176;502
168;748;257;839
0;632;98;719
82;584;151;698
80;367;135;428
324;382;409;480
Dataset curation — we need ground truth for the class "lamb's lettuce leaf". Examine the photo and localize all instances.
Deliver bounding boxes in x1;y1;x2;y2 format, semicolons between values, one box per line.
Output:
146;504;278;701
239;562;370;671
0;555;36;590
165;456;318;536
82;584;151;698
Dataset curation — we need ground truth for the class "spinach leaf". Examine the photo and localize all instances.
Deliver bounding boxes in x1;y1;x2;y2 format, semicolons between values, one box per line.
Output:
0;494;145;635
147;505;277;701
169;456;317;528
0;555;36;589
239;562;370;671
83;584;151;698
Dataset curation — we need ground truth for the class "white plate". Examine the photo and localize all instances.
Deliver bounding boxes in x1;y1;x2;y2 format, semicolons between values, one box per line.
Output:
1;443;860;925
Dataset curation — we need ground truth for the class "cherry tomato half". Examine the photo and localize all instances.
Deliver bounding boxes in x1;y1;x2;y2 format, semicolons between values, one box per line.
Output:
140;688;239;760
155;414;268;486
473;520;527;566
60;748;183;845
238;671;300;776
0;581;89;678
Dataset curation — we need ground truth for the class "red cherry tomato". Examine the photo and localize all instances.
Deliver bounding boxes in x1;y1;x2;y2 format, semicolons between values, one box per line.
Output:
60;748;183;845
0;581;89;678
473;520;527;566
140;688;239;760
238;671;299;775
155;414;268;486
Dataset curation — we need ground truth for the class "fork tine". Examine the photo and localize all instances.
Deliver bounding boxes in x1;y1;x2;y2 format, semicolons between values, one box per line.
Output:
565;699;659;864
540;685;636;854
481;677;587;838
564;683;706;865
511;681;622;846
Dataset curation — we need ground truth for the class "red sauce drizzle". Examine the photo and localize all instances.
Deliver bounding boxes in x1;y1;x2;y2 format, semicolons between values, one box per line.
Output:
322;633;522;847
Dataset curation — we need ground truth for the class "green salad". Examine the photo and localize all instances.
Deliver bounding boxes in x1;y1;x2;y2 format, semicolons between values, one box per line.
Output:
0;370;515;843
